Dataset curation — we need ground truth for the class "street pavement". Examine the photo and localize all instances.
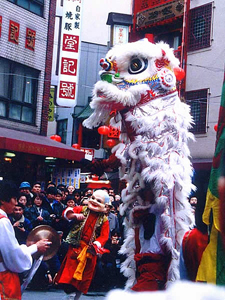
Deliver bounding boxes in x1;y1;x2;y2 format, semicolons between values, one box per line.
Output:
22;288;108;299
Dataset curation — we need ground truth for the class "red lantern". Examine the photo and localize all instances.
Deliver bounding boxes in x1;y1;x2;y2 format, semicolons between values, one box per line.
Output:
214;124;218;132
98;125;110;135
50;135;61;142
106;139;116;148
72;143;81;149
174;67;185;81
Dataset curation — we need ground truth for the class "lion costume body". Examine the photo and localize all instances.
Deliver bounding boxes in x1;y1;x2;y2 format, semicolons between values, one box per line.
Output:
83;39;194;290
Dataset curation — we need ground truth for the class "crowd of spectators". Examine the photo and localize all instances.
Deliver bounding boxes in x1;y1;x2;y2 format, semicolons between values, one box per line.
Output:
8;180;126;291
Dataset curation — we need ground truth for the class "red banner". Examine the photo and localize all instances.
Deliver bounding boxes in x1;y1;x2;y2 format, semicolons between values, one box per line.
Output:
8;20;20;44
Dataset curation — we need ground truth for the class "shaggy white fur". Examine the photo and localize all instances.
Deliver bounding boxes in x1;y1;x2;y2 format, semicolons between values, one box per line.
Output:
83;39;195;289
106;281;225;300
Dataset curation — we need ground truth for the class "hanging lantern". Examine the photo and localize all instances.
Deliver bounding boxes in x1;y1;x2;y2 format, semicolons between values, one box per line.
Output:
98;125;110;135
174;67;185;81
50;135;61;142
106;139;116;148
214;124;218;132
72;143;81;149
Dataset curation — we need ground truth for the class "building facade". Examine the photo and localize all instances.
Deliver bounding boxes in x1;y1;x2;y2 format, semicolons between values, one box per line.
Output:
0;0;84;186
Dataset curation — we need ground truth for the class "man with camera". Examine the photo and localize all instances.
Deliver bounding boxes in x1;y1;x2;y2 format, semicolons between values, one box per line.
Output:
9;202;33;245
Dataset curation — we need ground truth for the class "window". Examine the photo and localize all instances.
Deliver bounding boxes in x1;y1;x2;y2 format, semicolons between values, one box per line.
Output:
7;0;44;17
82;127;100;149
0;57;39;124
185;89;208;134
57;119;68;144
187;3;212;52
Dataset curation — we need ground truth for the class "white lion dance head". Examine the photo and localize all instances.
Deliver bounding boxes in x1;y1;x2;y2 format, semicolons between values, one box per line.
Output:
84;39;195;290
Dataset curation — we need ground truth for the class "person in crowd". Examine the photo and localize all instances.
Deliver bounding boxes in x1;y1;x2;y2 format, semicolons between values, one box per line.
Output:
0;181;50;300
55;189;65;209
111;194;121;216
27;193;51;228
65;195;76;208
101;187;109;194
42;187;65;229
74;190;81;205
46;181;56;189
55;189;110;300
83;188;93;198
80;188;93;206
18;192;32;218
105;200;120;238
98;230;126;290
180;201;208;281
19;181;32;197
31;181;42;194
115;194;121;202
9;203;33;245
67;185;75;195
109;188;115;197
57;184;67;203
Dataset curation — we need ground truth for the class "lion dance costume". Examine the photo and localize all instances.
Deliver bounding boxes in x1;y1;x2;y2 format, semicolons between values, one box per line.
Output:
83;39;194;291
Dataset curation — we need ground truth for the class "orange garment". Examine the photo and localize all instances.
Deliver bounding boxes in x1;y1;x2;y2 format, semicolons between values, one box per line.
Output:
0;270;21;300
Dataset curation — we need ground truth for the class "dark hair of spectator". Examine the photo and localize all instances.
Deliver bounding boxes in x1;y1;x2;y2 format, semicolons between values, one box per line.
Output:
65;194;76;204
57;184;66;191
32;181;41;187
32;192;46;203
46;181;56;188
18;192;32;207
15;202;25;210
0;181;18;203
101;187;109;193
46;186;58;195
74;190;81;196
84;188;93;194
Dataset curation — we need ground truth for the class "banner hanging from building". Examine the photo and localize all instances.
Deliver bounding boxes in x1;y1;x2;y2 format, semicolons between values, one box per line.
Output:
56;0;83;107
52;167;81;189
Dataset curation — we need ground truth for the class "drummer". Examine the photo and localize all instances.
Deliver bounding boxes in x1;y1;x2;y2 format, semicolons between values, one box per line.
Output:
0;181;50;300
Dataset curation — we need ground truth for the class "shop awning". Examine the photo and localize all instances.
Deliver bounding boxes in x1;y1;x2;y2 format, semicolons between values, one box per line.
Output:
0;127;85;161
76;104;93;119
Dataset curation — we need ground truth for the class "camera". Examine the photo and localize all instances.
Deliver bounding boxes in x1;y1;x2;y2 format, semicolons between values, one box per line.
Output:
18;222;24;228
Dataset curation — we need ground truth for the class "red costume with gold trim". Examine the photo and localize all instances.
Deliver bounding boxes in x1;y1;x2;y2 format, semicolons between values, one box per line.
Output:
56;205;109;294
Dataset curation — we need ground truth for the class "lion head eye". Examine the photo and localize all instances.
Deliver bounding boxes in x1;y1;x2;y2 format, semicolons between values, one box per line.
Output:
128;57;148;74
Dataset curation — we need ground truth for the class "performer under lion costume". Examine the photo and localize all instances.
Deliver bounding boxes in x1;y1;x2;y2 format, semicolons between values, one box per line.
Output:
83;39;194;291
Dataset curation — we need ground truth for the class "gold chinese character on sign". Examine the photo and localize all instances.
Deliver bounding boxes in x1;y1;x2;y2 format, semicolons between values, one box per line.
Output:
26;28;36;50
9;20;19;44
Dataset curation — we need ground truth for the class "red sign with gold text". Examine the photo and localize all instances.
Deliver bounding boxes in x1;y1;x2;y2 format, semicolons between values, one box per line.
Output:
9;20;20;44
25;28;36;51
